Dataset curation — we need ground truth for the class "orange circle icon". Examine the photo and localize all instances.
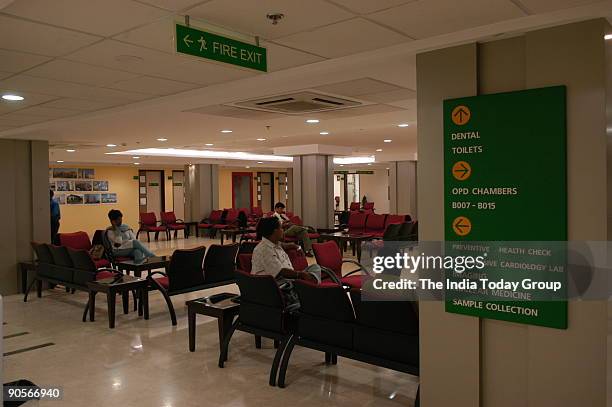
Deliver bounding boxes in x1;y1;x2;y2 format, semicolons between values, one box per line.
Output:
452;216;472;236
451;105;471;125
452;161;472;181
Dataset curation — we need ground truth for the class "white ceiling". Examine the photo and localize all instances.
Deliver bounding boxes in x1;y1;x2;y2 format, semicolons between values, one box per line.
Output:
0;0;609;167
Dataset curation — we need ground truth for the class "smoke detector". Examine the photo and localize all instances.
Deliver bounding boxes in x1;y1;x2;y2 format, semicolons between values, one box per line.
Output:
267;13;284;25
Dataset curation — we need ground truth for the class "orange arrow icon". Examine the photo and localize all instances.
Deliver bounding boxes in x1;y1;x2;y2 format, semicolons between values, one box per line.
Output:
453;216;472;236
452;105;471;125
452;161;472;180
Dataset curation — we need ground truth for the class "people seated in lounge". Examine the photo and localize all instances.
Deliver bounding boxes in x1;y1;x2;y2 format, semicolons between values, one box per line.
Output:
252;217;321;306
106;209;156;263
272;202;314;257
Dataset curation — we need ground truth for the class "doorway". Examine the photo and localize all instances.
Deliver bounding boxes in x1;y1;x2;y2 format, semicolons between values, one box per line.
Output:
139;170;165;215
257;172;274;211
277;172;288;209
172;170;185;219
232;172;253;209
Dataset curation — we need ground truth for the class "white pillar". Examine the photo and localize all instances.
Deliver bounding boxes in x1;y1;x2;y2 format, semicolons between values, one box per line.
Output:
292;155;334;228
389;160;417;218
184;164;219;222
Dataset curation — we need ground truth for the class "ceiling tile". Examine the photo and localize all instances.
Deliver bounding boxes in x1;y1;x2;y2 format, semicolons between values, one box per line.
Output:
65;39;189;75
25;59;140;86
262;42;325;71
368;0;526;39
0;15;100;57
0;114;49;127
41;98;124;111
362;88;416;103
0;49;51;72
107;76;201;95
0;90;59;114
0;71;12;80
274;18;409;58
133;0;206;11
0;126;16;132
2;0;170;37
316;104;405;118
185;0;354;39
151;59;257;85
10;106;81;118
314;78;403;97
113;16;176;53
518;0;602;13
327;0;416;14
0;74;152;102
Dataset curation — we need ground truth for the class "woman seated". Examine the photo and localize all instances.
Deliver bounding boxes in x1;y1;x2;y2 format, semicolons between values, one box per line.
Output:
106;209;156;263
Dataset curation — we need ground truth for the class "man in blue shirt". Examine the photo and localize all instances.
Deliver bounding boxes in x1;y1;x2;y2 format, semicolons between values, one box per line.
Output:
50;190;60;244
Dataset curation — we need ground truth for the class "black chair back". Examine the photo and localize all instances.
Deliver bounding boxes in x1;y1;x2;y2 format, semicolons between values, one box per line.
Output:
235;270;286;332
204;244;239;283
31;242;53;278
92;230;104;246
167;247;206;292
67;248;99;285
382;223;403;241
46;244;74;282
398;222;417;241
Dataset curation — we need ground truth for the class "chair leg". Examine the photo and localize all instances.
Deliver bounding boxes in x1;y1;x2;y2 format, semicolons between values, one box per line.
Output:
36;279;42;298
415;385;420;407
218;320;239;368
270;335;290;386
150;278;176;325
278;335;297;388
147;231;151;243
82;299;90;322
255;335;262;349
331;354;338;365
136;229;140;239
132;289;138;312
23;278;37;302
122;291;129;314
154;231;159;241
325;352;331;365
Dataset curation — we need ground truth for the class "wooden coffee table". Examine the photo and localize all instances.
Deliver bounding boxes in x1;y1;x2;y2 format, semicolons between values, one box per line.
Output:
186;293;240;357
319;232;373;262
86;275;149;329
183;221;199;238
116;256;170;277
219;228;252;245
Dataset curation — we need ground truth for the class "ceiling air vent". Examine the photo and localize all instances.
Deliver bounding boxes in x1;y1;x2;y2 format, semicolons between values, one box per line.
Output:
229;91;362;115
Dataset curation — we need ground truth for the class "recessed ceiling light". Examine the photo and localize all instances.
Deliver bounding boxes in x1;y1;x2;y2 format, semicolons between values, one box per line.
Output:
106;144;117;147
132;156;140;159
367;163;372;166
386;167;390;170
334;156;375;165
339;164;344;167
2;94;24;101
221;129;233;133
605;34;612;40
257;161;263;164
306;119;319;124
157;138;168;141
134;162;140;165
205;143;213;146
397;123;409;128
319;131;329;135
384;139;392;143
376;148;383;152
56;160;64;163
66;149;76;152
256;138;266;141
245;166;250;168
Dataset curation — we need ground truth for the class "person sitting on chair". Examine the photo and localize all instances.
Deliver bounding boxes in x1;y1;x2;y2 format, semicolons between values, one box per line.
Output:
272;202;314;257
252;217;321;306
106;209;156;263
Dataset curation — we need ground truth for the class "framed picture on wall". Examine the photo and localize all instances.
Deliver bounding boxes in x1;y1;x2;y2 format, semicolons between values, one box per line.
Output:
75;180;93;191
93;180;109;191
101;193;117;204
53;168;78;179
56;180;74;192
57;194;66;205
66;194;84;205
84;193;101;204
78;168;95;179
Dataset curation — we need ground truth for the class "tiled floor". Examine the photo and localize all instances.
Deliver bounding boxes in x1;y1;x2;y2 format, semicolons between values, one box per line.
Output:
3;235;419;406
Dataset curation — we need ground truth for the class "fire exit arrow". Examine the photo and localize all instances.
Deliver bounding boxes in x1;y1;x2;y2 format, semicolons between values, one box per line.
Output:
183;34;194;47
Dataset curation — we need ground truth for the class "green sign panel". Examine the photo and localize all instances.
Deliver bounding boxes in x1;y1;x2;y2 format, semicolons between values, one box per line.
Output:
175;24;267;72
443;86;567;329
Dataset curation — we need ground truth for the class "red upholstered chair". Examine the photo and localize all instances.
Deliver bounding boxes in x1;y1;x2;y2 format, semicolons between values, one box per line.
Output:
59;231;111;269
251;207;263;218
238;253;253;273
198;210;224;234
385;214;407;227
363;202;375;211
312;240;370;288
365;214;387;238
347;211;368;234
160;211;186;240
213;209;240;231
137;212;167;242
349;202;361;211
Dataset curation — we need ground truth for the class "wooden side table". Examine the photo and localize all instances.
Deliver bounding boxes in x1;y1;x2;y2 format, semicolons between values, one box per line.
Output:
86;275;149;329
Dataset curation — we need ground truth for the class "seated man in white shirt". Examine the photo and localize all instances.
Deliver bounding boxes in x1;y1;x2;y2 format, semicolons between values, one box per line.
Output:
252;217;321;305
272;202;314;257
106;209;156;263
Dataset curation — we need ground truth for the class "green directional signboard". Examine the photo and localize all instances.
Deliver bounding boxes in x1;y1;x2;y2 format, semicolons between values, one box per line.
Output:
175;24;267;72
443;86;568;329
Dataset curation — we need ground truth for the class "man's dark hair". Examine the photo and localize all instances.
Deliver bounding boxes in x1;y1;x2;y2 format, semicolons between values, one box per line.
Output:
258;216;280;239
274;202;286;209
108;209;123;221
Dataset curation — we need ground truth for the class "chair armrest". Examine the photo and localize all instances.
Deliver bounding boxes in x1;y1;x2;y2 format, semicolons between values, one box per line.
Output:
320;266;343;285
95;268;121;275
341;259;372;277
147;271;168;279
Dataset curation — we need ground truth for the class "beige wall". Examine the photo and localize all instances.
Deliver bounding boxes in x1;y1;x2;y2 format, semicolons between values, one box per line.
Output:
358;170;390;213
417;19;608;407
52;165;179;238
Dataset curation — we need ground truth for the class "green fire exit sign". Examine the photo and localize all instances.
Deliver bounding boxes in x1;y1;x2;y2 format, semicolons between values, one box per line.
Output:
175;24;267;72
443;86;567;329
